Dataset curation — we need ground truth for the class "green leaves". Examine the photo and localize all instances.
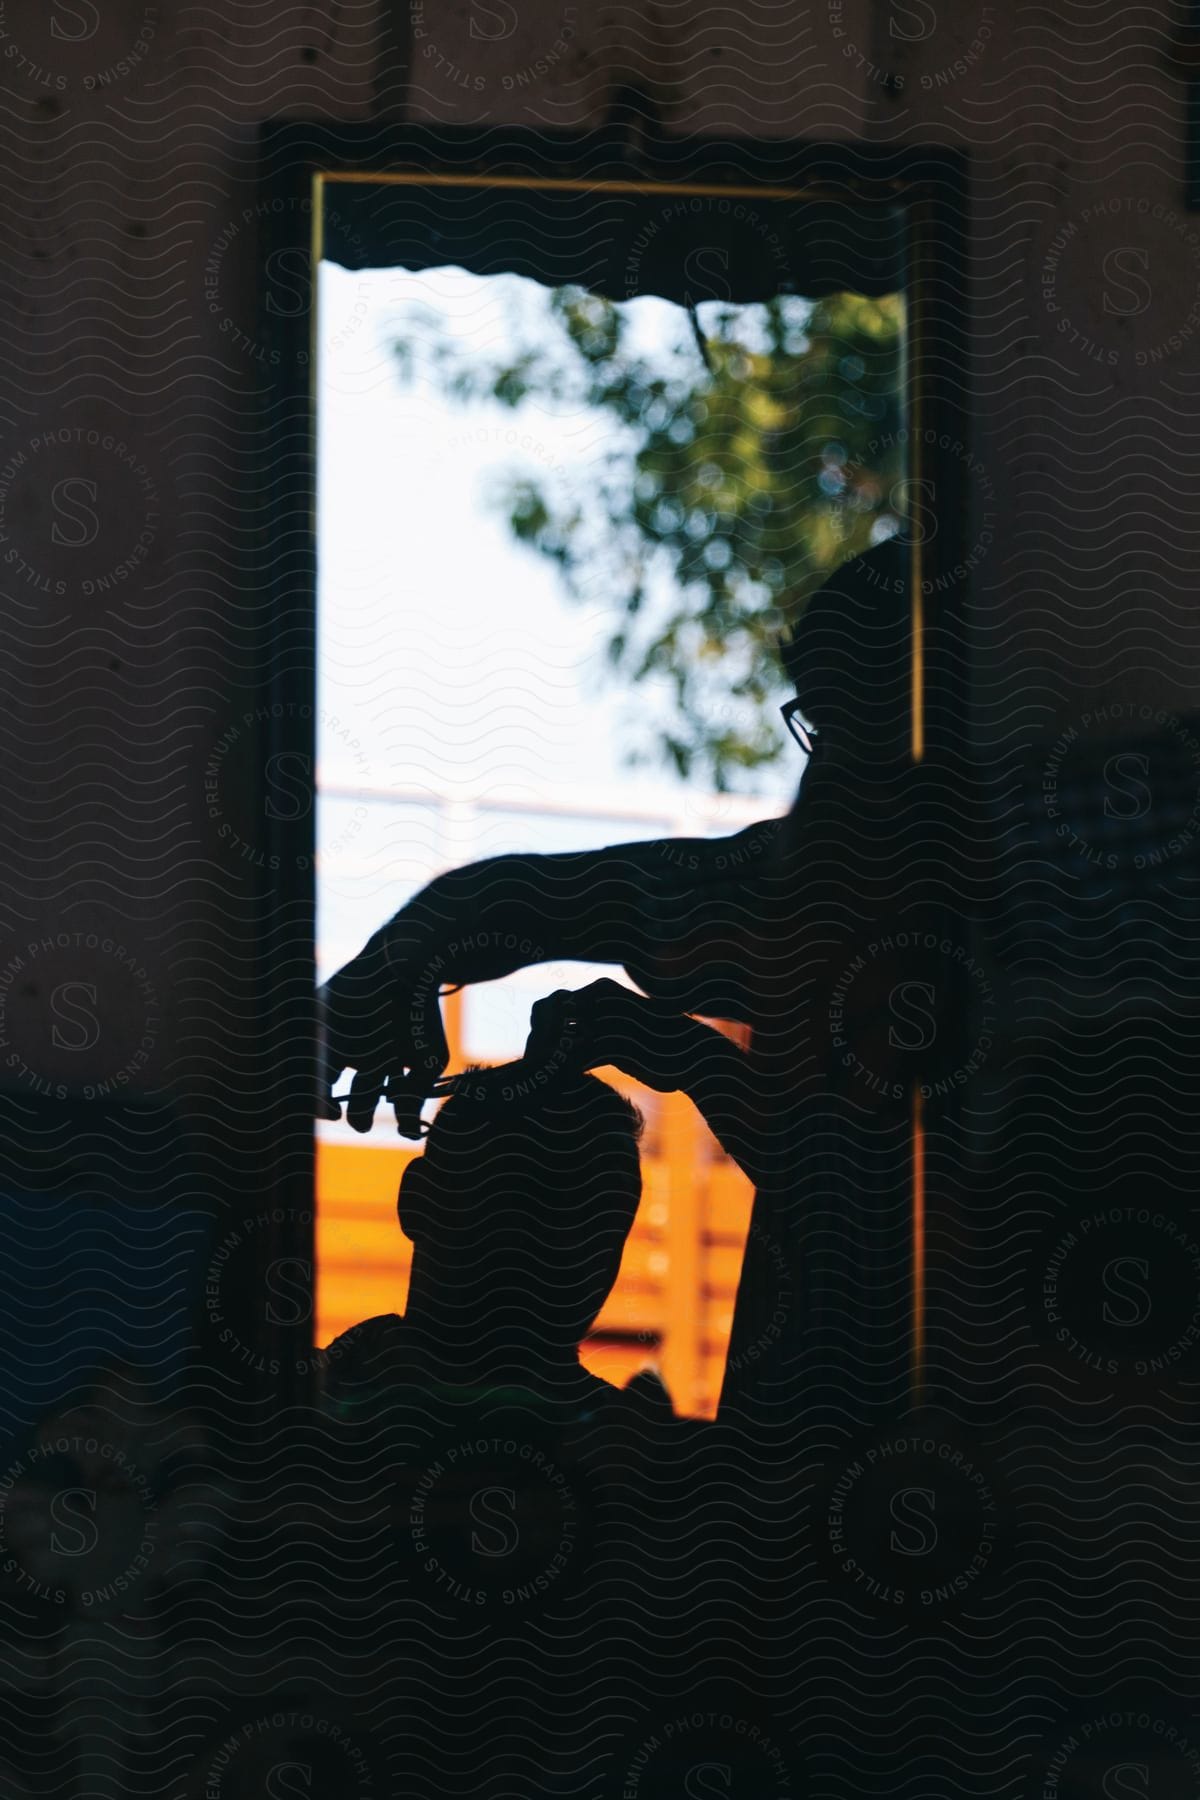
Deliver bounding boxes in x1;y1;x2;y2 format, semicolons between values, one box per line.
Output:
393;284;903;789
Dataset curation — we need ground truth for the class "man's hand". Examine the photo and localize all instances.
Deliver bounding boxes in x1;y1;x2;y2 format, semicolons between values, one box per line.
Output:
317;923;450;1139
512;979;763;1185
519;978;721;1093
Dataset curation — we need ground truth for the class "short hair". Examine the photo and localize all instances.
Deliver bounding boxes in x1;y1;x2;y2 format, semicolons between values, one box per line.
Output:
420;1068;643;1231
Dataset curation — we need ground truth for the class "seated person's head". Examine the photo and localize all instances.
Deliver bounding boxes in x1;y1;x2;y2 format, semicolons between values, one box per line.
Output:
397;1070;643;1358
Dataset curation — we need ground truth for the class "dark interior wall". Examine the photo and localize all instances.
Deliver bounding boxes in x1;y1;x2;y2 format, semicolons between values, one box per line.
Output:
0;0;1195;1093
0;18;1193;1788
1;7;370;1122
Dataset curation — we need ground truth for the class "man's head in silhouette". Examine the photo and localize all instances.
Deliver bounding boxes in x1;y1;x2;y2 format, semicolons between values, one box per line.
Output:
397;1070;643;1379
780;534;912;765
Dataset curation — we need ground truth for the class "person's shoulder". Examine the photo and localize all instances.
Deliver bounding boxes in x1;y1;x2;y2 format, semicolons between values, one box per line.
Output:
318;1313;411;1402
576;1367;677;1428
322;1310;405;1355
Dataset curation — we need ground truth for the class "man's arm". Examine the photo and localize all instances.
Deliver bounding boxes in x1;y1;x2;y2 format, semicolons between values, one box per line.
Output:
676;1029;772;1193
320;819;782;1135
382;816;782;978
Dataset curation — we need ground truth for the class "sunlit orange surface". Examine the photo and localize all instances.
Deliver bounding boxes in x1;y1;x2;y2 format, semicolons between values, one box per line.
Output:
316;1038;755;1420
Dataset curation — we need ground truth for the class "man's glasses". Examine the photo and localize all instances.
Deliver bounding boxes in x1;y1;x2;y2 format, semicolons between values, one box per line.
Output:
780;698;818;757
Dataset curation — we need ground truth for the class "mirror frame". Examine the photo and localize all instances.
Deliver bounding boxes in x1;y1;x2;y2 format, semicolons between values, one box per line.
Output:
250;124;969;1409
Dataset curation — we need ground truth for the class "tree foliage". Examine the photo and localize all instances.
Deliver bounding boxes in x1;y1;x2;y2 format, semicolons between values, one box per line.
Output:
397;284;904;789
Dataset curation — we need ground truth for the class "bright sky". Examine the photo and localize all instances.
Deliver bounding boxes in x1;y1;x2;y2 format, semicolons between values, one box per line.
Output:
315;263;798;1069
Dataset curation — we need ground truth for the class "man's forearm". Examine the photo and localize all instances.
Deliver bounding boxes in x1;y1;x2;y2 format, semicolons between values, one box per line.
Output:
378;826;779;988
678;1028;770;1192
